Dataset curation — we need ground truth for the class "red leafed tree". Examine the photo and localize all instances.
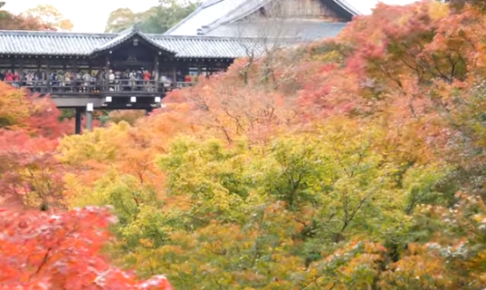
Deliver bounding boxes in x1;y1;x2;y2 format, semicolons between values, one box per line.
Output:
24;95;74;138
0;84;73;209
0;206;174;290
0;129;64;209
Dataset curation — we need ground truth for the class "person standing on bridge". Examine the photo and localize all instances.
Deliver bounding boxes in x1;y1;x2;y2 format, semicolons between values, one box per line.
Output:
108;70;115;91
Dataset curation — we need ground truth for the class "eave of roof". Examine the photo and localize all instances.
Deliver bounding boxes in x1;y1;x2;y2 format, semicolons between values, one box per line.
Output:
92;26;177;55
0;29;294;59
332;0;362;16
165;0;250;36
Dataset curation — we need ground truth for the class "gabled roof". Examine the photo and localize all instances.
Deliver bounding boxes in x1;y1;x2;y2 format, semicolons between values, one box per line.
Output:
0;29;288;58
92;26;176;55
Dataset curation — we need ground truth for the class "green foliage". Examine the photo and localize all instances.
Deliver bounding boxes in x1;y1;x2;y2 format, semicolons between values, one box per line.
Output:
105;0;199;33
62;126;449;288
58;122;130;165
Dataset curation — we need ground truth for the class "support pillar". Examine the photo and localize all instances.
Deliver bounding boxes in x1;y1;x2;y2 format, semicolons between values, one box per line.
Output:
105;55;110;92
154;55;160;93
46;63;51;92
86;103;93;132
75;108;82;134
73;60;78;92
18;60;24;87
172;65;177;89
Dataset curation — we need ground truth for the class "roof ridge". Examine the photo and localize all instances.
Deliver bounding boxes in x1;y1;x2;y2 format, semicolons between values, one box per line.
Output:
332;0;361;16
149;34;280;41
0;30;117;37
203;0;273;34
0;29;289;42
92;27;177;55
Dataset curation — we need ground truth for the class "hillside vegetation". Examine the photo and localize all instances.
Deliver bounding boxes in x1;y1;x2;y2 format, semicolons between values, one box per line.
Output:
3;1;486;289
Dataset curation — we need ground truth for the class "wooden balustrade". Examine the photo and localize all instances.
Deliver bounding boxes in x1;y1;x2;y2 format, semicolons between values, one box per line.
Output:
2;79;198;95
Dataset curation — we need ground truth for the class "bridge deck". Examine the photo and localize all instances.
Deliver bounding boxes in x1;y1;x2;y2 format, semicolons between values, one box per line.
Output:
4;80;196;109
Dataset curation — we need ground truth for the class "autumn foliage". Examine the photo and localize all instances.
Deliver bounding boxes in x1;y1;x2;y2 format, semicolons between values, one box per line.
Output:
0;206;173;290
0;3;55;31
7;0;486;289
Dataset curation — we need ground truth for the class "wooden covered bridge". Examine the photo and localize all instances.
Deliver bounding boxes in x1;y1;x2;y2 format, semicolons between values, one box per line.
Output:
0;26;271;133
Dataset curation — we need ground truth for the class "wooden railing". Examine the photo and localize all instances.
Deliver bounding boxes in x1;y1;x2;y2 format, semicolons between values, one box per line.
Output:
3;79;197;94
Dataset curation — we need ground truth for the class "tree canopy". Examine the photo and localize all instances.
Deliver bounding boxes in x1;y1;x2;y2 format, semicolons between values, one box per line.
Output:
105;0;199;33
104;0;199;33
20;4;73;31
0;2;56;30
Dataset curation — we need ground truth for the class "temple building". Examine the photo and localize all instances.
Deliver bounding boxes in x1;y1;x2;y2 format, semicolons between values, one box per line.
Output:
166;0;361;41
166;0;418;41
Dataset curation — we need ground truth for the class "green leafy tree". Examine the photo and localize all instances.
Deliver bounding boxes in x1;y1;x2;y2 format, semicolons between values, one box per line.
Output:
105;0;199;33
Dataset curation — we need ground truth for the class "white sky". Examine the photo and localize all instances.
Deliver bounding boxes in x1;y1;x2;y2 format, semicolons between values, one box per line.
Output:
4;0;160;32
4;0;419;33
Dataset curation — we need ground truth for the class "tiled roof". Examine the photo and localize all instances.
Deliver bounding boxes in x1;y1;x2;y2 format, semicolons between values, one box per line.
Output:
150;35;283;58
165;0;250;36
93;26;177;54
0;29;287;58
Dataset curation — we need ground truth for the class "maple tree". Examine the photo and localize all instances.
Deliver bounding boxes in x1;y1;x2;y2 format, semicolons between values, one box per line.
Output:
0;206;173;290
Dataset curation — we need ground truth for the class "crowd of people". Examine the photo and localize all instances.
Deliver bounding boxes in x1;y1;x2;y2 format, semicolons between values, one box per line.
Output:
0;68;201;93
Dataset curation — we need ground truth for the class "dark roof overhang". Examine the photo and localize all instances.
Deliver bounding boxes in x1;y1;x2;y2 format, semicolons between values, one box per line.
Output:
90;26;176;57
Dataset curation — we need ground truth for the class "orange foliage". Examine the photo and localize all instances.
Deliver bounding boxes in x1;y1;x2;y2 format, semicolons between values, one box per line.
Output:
0;6;55;31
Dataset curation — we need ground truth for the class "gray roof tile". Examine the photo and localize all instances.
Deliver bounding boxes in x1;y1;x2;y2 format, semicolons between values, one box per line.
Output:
0;29;286;58
165;0;250;36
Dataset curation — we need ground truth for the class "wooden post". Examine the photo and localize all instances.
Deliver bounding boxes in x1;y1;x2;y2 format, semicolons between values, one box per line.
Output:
86;103;93;132
62;63;67;92
154;55;160;92
36;61;41;92
172;65;177;89
88;62;92;93
73;60;78;92
75;108;82;134
46;62;51;92
18;59;23;87
105;55;110;92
